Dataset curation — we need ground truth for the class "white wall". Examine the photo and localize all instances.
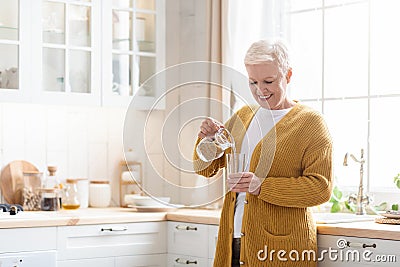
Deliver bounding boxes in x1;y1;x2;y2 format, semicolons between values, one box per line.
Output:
0;102;126;206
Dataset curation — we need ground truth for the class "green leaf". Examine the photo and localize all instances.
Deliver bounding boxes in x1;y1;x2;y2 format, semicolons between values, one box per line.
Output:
331;186;343;202
331;202;341;213
392;204;399;211
374;202;388;211
396;180;400;189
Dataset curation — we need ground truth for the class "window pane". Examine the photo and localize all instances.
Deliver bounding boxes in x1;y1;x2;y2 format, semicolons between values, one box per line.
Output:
69;5;91;47
324;99;368;187
301;101;322;113
113;0;133;8
288;10;322;100
112;10;132;50
136;0;155;11
370;98;400;189
112;54;132;96
0;0;19;40
70;50;91;93
0;44;19;89
42;2;65;44
370;0;400;95
43;48;65;92
135;13;155;52
286;0;322;12
324;3;368;98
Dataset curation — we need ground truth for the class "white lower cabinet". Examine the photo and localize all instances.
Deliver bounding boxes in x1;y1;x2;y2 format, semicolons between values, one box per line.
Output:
0;226;57;267
167;253;208;266
58;257;115;267
116;254;167;267
57;221;167;266
318;235;400;266
167;221;219;267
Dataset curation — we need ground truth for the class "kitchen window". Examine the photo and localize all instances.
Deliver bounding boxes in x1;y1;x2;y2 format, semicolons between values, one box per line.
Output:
226;0;400;196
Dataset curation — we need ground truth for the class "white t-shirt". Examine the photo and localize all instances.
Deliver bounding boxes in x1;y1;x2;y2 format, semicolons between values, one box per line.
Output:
233;107;292;238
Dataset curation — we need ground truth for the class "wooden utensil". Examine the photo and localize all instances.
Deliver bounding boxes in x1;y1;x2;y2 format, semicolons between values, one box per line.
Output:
0;160;39;204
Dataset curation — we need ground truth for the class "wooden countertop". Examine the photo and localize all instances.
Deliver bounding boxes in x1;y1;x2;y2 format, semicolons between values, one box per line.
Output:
0;208;167;228
1;208;400;241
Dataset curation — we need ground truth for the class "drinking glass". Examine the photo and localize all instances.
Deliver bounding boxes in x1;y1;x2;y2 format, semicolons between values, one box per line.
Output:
226;153;246;174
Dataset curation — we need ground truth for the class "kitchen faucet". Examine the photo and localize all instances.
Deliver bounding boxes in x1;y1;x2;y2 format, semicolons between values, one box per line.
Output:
343;148;371;215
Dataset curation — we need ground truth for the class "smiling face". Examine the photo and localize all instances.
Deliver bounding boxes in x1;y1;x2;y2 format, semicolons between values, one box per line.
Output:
246;62;295;110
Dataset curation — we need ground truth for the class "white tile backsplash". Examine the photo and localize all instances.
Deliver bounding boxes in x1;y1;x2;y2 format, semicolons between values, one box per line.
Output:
0;103;129;205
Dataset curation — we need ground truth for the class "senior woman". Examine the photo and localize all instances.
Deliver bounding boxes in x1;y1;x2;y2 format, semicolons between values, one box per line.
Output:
193;39;333;267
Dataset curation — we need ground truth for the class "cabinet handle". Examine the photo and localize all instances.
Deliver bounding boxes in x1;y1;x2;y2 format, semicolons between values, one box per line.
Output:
175;225;198;231
175;258;198;264
101;227;127;232
347;241;376;249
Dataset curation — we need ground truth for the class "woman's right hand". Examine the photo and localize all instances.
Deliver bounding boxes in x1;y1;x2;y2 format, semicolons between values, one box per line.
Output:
198;118;223;139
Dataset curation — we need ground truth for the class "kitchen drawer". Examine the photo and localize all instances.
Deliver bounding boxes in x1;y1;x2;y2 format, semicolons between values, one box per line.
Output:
0;227;57;253
0;250;56;267
58;257;115;267
318;235;399;267
57;221;167;260
167;253;209;267
116;254;167;267
167;221;208;258
208;225;218;259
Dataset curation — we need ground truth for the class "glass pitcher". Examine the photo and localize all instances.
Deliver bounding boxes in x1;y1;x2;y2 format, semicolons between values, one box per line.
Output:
196;125;235;162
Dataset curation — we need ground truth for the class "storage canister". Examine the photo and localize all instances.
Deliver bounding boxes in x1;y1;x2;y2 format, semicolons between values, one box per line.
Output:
40;188;60;211
89;180;111;208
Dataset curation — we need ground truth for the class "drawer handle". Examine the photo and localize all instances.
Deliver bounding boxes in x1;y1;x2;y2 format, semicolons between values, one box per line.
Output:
101;227;127;232
175;258;198;264
175;225;198;231
347;241;376;249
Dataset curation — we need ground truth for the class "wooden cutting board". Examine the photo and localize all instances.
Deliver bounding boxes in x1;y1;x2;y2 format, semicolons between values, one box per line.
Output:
0;160;39;204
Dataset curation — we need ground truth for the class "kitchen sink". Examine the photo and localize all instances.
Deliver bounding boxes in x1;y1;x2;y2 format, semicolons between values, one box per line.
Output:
313;212;377;224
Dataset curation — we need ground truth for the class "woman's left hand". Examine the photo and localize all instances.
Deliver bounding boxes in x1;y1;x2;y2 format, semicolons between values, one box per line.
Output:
227;172;262;195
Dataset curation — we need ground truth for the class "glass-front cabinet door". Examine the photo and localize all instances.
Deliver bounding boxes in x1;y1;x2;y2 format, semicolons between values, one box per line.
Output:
0;0;30;101
103;0;165;108
31;0;101;104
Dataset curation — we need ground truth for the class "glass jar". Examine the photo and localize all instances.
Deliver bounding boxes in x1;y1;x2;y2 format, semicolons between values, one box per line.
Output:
62;179;80;210
22;171;43;211
40;188;60;211
89;180;111;208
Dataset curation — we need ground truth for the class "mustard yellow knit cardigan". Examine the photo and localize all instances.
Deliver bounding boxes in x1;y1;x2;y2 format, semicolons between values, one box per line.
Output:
193;103;333;267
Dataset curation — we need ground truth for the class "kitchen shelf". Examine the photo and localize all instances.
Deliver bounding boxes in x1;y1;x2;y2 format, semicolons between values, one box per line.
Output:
119;160;143;207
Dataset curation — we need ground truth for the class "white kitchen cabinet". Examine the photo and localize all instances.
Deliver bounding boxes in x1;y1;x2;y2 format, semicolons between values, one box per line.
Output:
208;224;218;259
0;0;165;107
58;257;115;267
0;0;32;102
0;226;57;267
168;221;209;258
102;0;166;109
167;253;208;266
318;235;399;266
57;222;167;266
0;226;57;253
116;254;166;267
167;221;218;267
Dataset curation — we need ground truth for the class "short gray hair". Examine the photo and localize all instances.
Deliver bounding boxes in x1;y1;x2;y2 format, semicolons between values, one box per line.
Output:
244;39;291;75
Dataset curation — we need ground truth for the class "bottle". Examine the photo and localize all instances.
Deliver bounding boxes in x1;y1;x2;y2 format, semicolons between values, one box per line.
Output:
196;125;235;162
44;166;61;189
62;179;80;210
44;166;62;207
